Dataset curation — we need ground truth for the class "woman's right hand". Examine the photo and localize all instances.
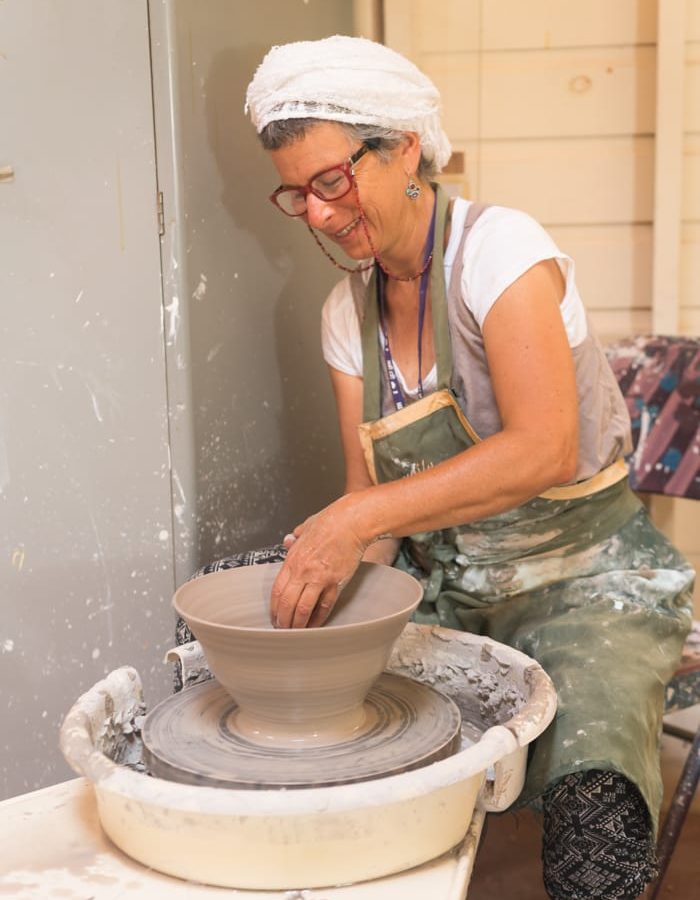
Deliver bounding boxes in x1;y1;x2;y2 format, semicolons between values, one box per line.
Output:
270;495;371;629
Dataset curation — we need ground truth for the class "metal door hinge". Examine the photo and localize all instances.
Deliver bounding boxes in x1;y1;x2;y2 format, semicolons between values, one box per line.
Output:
157;191;165;236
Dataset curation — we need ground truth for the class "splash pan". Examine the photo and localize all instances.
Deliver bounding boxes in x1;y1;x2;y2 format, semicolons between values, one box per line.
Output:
60;624;556;890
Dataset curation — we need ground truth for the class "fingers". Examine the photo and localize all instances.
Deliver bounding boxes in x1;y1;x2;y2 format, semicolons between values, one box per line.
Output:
271;579;325;629
269;564;289;624
270;561;322;629
271;499;367;628
282;517;309;550
292;583;328;629
270;561;342;629
307;584;339;628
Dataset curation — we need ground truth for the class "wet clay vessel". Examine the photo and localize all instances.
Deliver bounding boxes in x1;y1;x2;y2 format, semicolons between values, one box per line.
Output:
172;561;423;745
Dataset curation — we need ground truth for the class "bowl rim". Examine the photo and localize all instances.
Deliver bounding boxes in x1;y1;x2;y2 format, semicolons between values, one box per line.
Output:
172;561;423;635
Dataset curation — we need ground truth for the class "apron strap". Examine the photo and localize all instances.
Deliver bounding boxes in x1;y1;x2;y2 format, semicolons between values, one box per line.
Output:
361;267;381;421
427;185;453;393
362;184;453;422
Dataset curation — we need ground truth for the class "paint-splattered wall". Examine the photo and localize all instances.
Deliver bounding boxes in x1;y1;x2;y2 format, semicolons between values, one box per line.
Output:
154;0;352;584
0;0;351;800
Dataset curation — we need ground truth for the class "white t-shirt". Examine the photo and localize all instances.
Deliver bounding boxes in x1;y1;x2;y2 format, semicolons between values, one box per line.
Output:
321;199;587;399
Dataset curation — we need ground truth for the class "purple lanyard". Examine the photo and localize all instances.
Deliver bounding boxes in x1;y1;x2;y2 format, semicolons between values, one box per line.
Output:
377;199;437;410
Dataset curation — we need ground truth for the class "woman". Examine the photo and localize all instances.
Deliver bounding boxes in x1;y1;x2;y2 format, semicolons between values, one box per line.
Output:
236;35;692;899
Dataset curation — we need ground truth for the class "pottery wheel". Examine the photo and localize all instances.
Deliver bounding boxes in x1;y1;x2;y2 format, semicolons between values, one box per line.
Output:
142;673;462;789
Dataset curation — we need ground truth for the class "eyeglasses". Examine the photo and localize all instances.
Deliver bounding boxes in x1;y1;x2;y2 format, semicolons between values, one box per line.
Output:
269;143;372;217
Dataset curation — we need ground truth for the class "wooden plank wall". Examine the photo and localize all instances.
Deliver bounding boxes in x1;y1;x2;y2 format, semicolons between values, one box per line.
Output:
684;0;700;334
385;0;700;608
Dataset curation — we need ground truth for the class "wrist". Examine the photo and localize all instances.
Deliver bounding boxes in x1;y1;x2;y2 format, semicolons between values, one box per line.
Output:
338;488;392;549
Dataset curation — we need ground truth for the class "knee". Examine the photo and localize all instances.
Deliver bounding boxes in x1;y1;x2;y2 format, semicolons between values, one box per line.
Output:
542;770;657;900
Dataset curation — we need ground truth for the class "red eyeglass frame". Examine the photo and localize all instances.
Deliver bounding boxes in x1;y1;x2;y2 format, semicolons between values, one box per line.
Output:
269;143;372;217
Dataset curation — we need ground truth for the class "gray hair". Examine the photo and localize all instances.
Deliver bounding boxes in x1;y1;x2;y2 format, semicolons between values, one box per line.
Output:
259;118;437;180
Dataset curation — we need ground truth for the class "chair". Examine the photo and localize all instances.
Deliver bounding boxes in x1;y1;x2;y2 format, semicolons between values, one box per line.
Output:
605;335;700;896
605;335;699;499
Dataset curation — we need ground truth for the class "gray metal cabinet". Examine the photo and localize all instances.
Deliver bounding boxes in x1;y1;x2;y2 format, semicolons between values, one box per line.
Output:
0;0;350;799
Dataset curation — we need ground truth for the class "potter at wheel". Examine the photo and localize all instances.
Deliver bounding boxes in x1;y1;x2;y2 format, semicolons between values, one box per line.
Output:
142;671;462;788
156;561;463;789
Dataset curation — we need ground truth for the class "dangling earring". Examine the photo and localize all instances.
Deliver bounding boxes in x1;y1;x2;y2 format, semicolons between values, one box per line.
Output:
405;178;421;200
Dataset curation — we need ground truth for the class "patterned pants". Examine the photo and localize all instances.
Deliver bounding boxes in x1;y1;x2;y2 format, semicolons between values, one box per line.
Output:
543;770;657;899
175;549;658;898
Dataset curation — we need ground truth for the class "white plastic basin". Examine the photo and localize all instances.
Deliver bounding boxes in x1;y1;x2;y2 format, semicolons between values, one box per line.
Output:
60;623;556;890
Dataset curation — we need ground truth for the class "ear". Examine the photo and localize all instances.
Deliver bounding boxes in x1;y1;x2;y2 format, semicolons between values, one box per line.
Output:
398;131;422;174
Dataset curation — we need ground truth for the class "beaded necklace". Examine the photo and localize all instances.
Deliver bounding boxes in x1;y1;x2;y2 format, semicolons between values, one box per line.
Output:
377;195;437;409
305;176;434;282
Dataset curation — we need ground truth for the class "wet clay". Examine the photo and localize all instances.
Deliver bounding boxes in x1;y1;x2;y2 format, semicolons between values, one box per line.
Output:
173;562;423;734
142;672;462;788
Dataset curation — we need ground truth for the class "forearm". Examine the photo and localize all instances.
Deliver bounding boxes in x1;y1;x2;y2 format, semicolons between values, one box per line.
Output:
343;428;577;544
273;259;579;628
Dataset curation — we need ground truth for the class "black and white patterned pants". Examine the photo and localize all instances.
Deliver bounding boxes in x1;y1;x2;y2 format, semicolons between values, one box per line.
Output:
542;769;657;899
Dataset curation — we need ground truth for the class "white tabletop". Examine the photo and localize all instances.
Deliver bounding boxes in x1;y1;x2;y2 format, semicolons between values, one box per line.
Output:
0;778;480;899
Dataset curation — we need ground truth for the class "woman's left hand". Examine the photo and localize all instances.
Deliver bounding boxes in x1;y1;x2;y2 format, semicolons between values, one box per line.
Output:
271;496;369;628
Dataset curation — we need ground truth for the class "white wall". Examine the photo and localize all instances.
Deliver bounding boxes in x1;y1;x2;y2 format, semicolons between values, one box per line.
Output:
0;0;351;801
0;0;175;799
150;0;351;584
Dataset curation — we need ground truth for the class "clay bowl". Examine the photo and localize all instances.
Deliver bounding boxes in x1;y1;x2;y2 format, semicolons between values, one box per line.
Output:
173;562;422;746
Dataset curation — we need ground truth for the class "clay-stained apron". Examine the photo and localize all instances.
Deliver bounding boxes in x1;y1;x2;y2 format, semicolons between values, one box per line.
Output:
356;185;694;832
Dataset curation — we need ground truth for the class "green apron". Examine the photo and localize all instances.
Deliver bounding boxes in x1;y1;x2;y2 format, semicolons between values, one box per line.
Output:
358;185;694;832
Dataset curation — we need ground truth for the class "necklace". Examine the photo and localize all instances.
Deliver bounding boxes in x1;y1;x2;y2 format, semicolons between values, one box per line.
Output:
306;179;435;281
378;196;437;409
306;225;373;274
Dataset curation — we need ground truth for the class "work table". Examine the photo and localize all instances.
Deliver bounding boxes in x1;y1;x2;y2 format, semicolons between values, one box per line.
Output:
0;778;478;899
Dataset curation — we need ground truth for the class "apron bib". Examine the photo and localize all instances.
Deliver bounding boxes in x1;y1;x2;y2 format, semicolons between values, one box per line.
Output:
356;185;694;830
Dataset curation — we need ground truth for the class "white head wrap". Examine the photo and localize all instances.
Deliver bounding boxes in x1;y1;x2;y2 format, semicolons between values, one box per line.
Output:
245;35;451;172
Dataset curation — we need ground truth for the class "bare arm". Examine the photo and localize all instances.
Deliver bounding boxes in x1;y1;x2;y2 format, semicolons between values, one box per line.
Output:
272;259;577;627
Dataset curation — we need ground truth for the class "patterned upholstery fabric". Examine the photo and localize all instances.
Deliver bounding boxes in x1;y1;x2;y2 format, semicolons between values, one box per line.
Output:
605;336;700;499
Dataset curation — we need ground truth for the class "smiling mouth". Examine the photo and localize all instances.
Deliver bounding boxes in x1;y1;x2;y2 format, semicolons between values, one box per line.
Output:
334;217;361;239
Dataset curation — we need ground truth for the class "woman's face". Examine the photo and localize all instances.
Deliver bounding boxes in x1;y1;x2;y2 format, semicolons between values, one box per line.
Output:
269;122;418;261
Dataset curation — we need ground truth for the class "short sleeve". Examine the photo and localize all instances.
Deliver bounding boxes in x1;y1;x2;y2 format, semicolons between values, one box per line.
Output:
321;277;363;376
460;206;587;346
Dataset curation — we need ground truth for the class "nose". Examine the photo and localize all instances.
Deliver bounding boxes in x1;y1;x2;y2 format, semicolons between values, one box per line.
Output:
305;192;334;229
